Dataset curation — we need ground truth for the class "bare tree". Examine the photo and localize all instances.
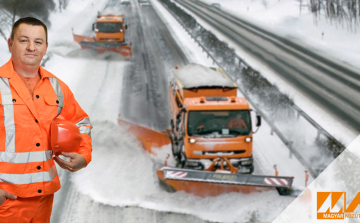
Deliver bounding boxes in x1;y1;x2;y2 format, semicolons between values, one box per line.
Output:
262;0;268;9
0;0;55;41
0;8;14;41
309;0;359;31
58;0;62;12
58;0;70;12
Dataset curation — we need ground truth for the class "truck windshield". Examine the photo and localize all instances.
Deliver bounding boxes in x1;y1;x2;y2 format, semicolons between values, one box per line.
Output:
188;110;251;137
97;22;122;33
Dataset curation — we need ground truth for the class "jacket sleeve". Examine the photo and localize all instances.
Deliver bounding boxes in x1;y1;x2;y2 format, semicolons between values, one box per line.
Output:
59;82;93;165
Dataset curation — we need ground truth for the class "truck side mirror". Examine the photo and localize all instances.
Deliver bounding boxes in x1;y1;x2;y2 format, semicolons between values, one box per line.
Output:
175;108;186;131
92;23;95;31
252;112;261;134
125;24;128;29
256;115;261;127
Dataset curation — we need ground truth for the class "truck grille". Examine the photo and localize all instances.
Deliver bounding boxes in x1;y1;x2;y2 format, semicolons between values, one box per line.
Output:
203;150;246;155
100;38;121;41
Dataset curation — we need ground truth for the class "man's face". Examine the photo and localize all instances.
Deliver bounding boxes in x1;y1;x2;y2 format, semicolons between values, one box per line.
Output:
8;23;48;68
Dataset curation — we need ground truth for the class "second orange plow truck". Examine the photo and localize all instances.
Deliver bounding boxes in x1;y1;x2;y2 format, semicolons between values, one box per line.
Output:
119;63;301;197
73;13;132;58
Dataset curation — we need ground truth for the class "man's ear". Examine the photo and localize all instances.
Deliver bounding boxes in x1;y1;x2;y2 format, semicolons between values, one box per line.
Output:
8;38;13;53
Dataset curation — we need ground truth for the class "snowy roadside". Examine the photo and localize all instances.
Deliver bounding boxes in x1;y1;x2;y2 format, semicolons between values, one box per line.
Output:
173;0;359;147
202;0;360;72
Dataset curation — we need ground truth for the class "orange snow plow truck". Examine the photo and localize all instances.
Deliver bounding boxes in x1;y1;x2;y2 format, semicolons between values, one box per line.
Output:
119;63;300;197
73;14;132;58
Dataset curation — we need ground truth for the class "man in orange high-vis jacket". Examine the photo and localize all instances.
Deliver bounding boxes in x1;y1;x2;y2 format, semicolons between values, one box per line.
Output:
0;17;92;222
228;113;248;129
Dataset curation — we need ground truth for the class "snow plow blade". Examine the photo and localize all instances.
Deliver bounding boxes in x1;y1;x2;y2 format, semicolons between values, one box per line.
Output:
157;167;301;197
118;118;171;154
73;34;132;58
118;118;301;197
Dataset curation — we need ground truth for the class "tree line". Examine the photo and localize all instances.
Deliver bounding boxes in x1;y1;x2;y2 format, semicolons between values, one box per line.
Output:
0;0;69;42
309;0;360;31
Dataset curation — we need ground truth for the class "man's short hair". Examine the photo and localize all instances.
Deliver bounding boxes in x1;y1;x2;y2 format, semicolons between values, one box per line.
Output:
11;17;48;43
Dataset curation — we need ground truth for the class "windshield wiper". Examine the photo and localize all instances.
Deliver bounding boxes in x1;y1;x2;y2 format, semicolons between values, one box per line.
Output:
218;134;236;138
190;130;249;137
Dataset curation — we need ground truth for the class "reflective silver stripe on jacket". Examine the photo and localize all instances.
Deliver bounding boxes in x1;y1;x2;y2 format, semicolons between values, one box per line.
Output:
77;118;92;137
79;126;91;137
0;165;58;184
76;118;92;127
0;150;53;163
48;77;64;116
0;77;15;153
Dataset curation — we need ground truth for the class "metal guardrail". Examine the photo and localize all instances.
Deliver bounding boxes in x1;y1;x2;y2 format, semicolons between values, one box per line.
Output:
159;0;345;177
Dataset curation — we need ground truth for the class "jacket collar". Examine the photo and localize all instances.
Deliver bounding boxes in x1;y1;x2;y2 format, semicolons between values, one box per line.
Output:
0;58;55;79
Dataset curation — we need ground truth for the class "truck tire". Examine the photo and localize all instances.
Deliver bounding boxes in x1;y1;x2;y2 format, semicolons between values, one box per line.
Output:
247;165;254;174
171;141;180;161
170;119;174;130
176;140;186;168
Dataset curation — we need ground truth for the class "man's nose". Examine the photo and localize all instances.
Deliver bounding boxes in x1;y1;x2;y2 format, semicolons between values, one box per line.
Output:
26;41;36;51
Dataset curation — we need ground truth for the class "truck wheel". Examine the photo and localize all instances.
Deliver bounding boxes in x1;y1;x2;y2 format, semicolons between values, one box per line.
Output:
171;142;180;161
170;119;174;130
178;152;186;168
175;141;186;168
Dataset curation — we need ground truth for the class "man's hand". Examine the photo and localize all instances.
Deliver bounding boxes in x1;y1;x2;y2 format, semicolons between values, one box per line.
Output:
0;189;17;205
54;152;87;172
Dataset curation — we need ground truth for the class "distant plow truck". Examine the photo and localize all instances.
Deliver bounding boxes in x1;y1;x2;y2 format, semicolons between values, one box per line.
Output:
73;13;132;58
119;63;302;197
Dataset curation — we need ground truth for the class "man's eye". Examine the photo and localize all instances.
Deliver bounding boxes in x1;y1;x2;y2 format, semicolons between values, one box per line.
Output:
36;42;42;44
20;40;27;42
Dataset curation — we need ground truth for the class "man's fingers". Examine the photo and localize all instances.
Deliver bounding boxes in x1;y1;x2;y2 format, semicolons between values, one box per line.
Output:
54;156;65;166
55;161;71;172
61;152;77;159
54;158;66;170
54;156;73;171
4;191;17;199
54;156;71;166
54;154;84;173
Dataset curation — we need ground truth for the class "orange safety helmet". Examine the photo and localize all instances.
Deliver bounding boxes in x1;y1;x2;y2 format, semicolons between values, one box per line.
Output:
51;117;83;156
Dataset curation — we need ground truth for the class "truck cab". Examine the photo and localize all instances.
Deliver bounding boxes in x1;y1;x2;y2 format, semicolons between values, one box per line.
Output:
93;14;127;42
169;64;261;173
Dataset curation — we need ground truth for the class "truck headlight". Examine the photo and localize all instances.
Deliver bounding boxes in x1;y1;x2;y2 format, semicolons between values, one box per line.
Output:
241;160;252;165
245;137;252;142
240;158;253;166
193;151;202;155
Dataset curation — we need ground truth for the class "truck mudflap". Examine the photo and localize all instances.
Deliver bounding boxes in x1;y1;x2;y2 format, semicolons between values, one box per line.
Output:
157;167;301;197
73;34;132;58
